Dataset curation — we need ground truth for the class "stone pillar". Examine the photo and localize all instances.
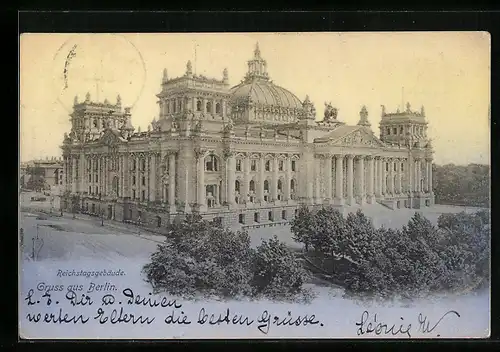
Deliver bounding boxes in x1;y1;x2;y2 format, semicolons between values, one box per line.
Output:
285;156;291;201
417;159;422;193
335;154;344;205
150;153;156;202
227;153;236;206
103;157;107;196
71;156;77;193
367;156;374;203
314;155;321;204
80;153;86;193
197;152;205;209
325;155;333;202
346;155;354;205
427;158;433;194
272;156;278;201
306;155;314;203
388;158;395;195
381;157;387;195
135;155;139;200
168;153;176;210
243;156;250;203
394;159;400;194
259;157;265;202
356;156;365;205
119;155;123;197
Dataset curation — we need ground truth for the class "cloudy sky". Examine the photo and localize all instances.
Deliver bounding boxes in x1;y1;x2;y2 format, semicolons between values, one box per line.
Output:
20;32;490;165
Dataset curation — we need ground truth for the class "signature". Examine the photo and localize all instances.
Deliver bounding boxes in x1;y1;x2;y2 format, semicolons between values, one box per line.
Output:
63;44;77;89
356;310;460;338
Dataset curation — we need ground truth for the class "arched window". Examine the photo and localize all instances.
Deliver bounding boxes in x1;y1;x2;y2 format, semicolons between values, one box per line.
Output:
290;179;296;192
235;180;240;193
215;102;221;114
142;159;146;171
277;179;283;192
249;180;255;192
264;180;269;192
205;155;218;172
93;119;98;128
206;101;212;113
197;100;202;111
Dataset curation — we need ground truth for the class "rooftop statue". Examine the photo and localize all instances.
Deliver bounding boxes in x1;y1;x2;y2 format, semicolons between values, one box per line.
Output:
324;102;338;121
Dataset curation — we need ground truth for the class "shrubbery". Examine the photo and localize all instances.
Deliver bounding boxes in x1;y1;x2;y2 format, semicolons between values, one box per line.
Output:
143;214;309;302
291;206;490;299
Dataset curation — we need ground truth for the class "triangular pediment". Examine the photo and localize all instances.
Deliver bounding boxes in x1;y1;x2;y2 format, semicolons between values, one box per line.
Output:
330;127;385;148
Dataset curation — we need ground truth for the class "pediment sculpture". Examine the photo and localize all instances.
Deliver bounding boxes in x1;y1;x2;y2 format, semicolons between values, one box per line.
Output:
337;130;380;147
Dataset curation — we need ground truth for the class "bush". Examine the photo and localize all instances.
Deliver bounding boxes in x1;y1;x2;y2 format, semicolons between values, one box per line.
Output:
292;205;490;300
251;236;309;301
143;214;308;301
143;214;254;299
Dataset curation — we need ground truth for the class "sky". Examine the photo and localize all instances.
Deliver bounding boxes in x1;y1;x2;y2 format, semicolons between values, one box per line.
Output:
20;32;490;165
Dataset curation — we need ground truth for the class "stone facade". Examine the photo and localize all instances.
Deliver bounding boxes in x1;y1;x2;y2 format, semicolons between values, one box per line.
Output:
61;43;434;230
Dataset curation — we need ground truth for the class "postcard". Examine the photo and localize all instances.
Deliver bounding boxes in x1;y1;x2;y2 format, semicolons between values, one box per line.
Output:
19;32;490;339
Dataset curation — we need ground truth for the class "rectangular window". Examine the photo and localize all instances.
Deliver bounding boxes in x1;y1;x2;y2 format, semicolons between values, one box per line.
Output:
141;190;145;201
236;159;242;171
88;186;91;194
251;160;257;171
291;160;296;172
387;128;391;135
386;163;389;172
95;174;98;183
279;160;284;171
268;211;273;221
282;210;286;220
400;126;404;134
254;212;259;223
142;176;146;186
265;160;271;172
393;127;397;135
132;190;136;199
238;214;245;224
401;163;404;171
132;176;136;185
394;163;397;171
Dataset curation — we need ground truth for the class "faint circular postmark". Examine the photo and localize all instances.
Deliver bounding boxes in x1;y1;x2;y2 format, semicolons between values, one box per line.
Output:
51;34;147;113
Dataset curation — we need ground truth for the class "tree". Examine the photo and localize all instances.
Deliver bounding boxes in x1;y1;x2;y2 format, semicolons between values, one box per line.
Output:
26;166;46;192
290;205;315;251
251;236;308;301
143;214;254;298
312;206;348;274
344;209;377;263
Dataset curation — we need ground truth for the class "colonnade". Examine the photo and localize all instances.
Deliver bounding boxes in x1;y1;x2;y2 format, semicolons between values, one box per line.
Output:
64;149;433;211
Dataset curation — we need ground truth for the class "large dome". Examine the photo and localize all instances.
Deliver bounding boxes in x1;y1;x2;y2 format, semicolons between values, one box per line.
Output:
230;80;302;109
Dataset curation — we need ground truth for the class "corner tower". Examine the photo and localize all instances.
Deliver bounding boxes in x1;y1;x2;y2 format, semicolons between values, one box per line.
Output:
379;102;429;147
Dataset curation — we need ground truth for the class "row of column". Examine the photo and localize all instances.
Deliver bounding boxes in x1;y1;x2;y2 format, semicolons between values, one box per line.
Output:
314;155;433;205
161;97;227;116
